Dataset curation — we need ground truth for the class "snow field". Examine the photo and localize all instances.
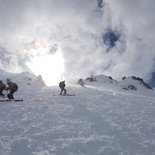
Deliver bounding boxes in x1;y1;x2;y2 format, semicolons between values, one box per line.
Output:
0;85;155;155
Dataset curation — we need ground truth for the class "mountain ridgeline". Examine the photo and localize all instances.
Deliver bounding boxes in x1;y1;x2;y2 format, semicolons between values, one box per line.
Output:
78;74;153;91
0;70;153;94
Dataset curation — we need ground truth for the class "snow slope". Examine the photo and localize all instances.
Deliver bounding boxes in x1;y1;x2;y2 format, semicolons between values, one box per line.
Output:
0;73;155;155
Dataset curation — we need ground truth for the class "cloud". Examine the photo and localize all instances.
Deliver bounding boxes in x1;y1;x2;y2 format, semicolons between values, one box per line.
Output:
103;0;155;80
0;0;155;84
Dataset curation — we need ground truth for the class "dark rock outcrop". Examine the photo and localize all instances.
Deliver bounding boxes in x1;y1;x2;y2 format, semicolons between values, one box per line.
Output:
122;85;137;91
85;76;97;82
131;76;152;89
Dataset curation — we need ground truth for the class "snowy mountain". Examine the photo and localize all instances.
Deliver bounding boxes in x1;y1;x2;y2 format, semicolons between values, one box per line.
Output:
0;72;155;155
0;70;45;96
83;74;154;96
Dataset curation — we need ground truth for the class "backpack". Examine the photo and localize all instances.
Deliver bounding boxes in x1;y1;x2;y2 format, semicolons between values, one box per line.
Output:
0;83;6;90
13;83;18;91
59;82;65;88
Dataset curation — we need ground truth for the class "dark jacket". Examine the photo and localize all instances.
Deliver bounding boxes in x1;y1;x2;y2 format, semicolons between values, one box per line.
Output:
59;81;66;89
0;81;6;91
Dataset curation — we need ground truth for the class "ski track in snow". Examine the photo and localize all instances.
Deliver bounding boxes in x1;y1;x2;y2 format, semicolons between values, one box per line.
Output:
0;86;155;155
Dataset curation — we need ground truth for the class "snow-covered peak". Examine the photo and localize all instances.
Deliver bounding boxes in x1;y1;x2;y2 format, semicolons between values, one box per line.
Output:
85;74;117;84
0;70;45;95
84;74;152;90
120;76;152;90
81;74;119;93
80;74;154;97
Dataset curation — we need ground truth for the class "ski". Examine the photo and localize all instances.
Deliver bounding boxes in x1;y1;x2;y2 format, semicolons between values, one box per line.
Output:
53;94;75;96
0;99;23;102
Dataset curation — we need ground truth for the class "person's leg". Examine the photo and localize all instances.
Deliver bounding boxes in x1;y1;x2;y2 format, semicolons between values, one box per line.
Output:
0;90;4;97
0;90;3;95
7;93;12;99
7;90;15;99
60;89;63;95
10;93;14;99
63;88;66;95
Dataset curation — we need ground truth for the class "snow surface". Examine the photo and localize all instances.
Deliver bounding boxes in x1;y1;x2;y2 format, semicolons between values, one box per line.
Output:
0;73;155;155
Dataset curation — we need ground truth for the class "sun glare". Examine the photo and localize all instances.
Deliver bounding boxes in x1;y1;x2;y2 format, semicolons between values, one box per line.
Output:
26;51;65;86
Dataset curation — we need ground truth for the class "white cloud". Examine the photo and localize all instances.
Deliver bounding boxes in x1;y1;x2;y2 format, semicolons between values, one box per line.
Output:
0;0;155;84
103;0;155;81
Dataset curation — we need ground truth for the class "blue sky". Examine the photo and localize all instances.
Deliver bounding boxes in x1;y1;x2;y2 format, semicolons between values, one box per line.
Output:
150;71;155;87
0;0;155;85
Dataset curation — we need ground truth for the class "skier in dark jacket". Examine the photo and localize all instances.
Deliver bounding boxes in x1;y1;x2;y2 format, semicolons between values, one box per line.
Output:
6;80;18;100
0;80;6;97
59;81;66;95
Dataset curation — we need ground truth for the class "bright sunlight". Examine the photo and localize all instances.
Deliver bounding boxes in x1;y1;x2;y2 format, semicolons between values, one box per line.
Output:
26;51;65;86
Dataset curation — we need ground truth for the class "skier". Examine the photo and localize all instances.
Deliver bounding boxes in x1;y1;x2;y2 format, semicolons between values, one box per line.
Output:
0;80;6;97
59;81;66;95
6;80;18;100
77;78;85;87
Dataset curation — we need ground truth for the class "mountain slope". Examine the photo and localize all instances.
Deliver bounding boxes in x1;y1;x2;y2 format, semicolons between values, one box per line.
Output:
0;83;155;155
